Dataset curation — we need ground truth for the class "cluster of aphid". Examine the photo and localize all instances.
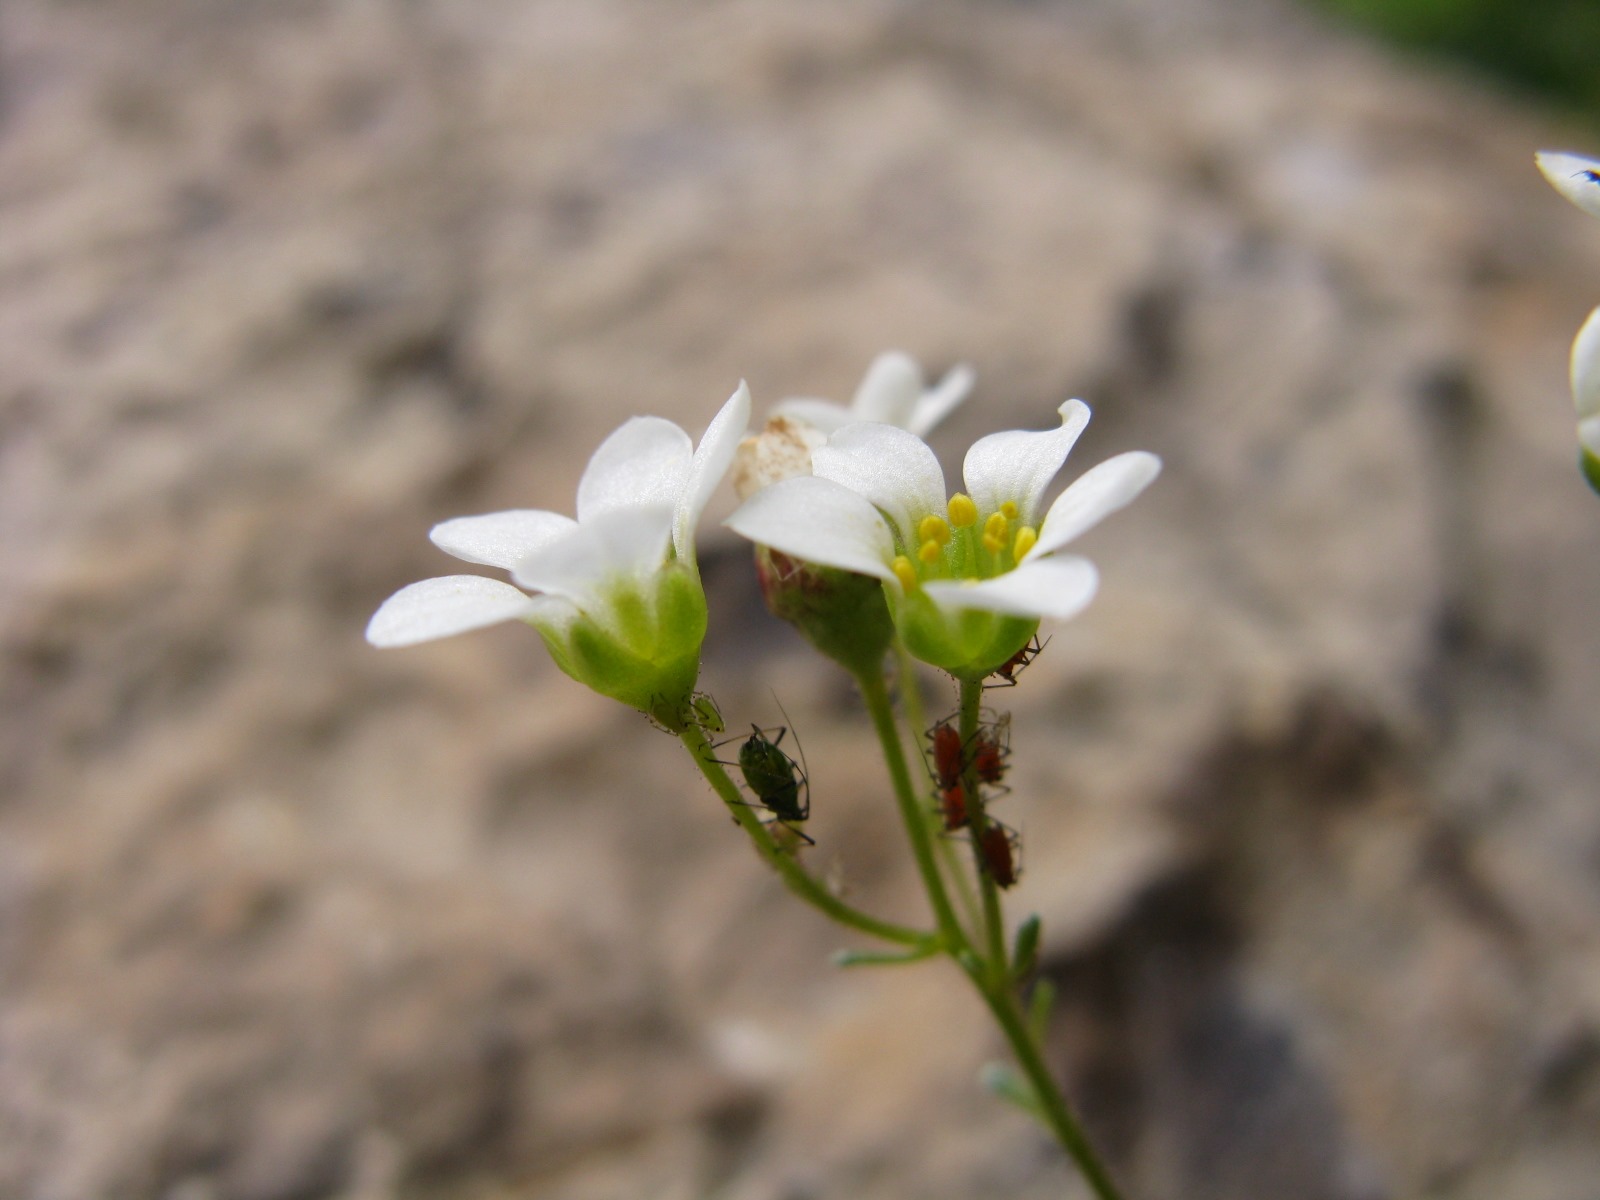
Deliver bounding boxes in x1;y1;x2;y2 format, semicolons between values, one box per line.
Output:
689;635;1048;865
928;711;1020;887
924;635;1047;888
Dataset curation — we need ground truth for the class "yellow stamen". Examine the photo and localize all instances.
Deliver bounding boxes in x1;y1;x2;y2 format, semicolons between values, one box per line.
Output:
982;532;1006;555
918;539;944;565
1013;525;1038;560
947;493;978;528
892;556;919;591
918;515;952;546
984;512;1009;541
1000;501;1019;521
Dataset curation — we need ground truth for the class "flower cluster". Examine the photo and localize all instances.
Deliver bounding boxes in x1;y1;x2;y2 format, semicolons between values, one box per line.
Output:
368;353;1159;701
1536;150;1600;493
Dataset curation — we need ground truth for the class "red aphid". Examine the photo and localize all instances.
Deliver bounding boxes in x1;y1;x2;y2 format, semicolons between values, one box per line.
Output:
928;720;966;791
977;823;1021;888
987;635;1048;689
970;720;1010;786
938;783;970;832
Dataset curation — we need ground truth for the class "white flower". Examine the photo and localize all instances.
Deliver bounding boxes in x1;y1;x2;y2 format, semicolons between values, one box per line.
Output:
773;351;975;438
1572;303;1600;423
367;384;750;716
1537;151;1600;494
1536;150;1600;220
725;399;1159;676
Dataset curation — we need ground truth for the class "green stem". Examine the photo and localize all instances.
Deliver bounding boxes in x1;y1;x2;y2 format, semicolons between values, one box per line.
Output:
976;980;1126;1200
959;677;1009;983
854;669;969;955
951;679;1124;1199
894;638;984;937
681;723;933;948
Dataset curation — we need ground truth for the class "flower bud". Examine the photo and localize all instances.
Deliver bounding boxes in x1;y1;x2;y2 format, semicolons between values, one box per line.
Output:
755;547;895;677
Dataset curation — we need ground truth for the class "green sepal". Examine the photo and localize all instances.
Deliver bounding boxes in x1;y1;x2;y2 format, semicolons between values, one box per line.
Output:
531;564;706;729
1582;444;1600;497
892;590;1038;680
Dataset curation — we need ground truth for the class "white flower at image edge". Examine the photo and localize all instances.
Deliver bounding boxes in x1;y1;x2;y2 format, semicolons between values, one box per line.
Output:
725;399;1160;672
1573;305;1600;452
366;383;750;655
773;351;975;438
1536;150;1600;487
1536;150;1600;221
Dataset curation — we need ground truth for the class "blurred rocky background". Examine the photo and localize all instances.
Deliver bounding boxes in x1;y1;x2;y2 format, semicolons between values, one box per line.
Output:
4;0;1600;1197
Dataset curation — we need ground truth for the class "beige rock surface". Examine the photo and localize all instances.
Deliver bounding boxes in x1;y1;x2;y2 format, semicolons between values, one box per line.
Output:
4;0;1600;1197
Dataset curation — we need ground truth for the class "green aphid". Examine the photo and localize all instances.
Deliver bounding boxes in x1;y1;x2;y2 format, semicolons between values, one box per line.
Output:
706;721;812;846
688;692;726;734
737;725;809;825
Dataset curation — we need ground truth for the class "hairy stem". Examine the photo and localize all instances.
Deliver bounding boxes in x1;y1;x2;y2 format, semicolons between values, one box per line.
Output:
681;722;933;948
855;669;970;955
959;677;1010;983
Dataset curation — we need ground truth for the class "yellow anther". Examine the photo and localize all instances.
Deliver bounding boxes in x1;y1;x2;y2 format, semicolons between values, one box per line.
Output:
1012;525;1038;560
1000;501;1019;521
984;511;1009;542
892;555;919;591
982;532;1006;555
918;539;944;565
918;515;952;546
947;493;978;528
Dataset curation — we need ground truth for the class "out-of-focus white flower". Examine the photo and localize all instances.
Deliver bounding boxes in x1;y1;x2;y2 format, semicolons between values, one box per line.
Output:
1536;150;1600;493
367;384;750;721
1537;150;1600;220
773;352;975;439
726;399;1159;678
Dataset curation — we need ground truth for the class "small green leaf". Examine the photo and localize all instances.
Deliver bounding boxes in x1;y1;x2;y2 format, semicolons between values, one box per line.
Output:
832;944;940;969
1012;914;1042;980
1027;979;1058;1043
980;1062;1044;1118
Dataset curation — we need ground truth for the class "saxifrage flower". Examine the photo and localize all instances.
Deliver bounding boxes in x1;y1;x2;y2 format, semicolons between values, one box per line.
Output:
773;351;975;439
367;383;750;723
725;398;1159;679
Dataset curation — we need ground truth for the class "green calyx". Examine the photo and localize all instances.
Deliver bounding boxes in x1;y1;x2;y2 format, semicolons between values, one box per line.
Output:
892;589;1038;681
1582;444;1600;497
755;547;895;677
530;563;706;729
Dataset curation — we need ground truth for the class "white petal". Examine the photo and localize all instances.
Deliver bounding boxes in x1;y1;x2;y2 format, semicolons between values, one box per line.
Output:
724;476;897;581
1573;305;1600;420
675;381;751;562
366;576;538;646
812;422;947;546
513;504;675;602
429;509;576;570
1030;451;1162;560
770;397;855;435
906;363;975;437
922;557;1099;621
1537;151;1600;220
850;352;923;426
963;399;1091;526
576;416;693;523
